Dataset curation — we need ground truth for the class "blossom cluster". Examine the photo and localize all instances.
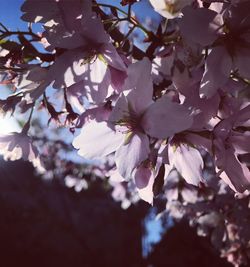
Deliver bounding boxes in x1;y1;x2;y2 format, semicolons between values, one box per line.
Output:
0;0;250;265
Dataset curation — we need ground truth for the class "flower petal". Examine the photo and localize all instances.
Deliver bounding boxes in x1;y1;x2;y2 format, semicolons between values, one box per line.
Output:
179;7;219;46
217;147;250;193
201;47;232;98
125;58;153;114
142;95;193;139
134;165;152;189
85;58;111;104
115;132;150;180
169;144;204;186
73;120;124;159
135;166;154;204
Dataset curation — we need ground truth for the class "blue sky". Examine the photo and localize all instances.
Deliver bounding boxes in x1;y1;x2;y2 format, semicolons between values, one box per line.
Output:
1;0;28;30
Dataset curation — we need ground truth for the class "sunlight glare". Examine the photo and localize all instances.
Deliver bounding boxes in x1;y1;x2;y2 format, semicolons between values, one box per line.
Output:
0;116;20;135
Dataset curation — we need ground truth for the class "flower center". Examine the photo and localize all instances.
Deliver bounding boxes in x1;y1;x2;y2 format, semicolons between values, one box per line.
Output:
115;109;142;134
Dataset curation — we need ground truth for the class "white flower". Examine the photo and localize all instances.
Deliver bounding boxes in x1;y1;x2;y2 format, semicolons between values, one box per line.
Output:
149;0;193;19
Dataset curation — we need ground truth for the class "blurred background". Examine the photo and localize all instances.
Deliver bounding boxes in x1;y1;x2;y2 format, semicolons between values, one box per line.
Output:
0;157;232;267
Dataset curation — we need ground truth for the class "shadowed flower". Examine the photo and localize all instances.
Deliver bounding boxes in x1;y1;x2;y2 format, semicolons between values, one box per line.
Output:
213;105;250;192
179;3;250;97
168;142;204;186
73;58;193;181
0;127;44;172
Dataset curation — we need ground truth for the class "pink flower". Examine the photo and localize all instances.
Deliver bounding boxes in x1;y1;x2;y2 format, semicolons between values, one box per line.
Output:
141;94;193;139
134;162;156;204
21;0;127;103
179;3;250;97
172;66;220;130
73;58;152;179
73;58;193;181
0;131;44;172
213;105;250;192
168;142;204;186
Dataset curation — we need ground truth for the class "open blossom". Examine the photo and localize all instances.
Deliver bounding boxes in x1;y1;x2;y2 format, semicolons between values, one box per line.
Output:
179;2;250;97
149;0;193;19
15;65;49;102
21;0;127;104
73;58;153;180
0;131;44;172
172;66;220;130
73;58;193;182
213;105;250;192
